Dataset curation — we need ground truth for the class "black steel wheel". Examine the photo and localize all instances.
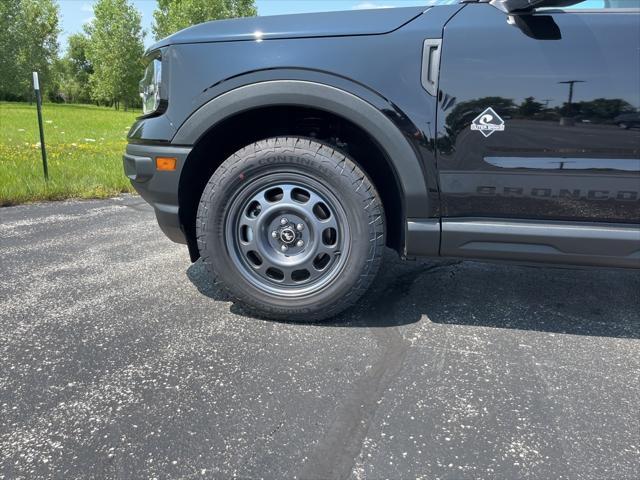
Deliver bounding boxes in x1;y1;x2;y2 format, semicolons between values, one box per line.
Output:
196;137;385;321
225;175;350;297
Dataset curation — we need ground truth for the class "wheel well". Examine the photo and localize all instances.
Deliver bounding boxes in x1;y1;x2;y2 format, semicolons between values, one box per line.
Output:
178;106;405;260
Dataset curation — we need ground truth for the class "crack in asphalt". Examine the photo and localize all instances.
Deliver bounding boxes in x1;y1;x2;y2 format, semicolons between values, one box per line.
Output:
299;318;409;480
299;260;462;479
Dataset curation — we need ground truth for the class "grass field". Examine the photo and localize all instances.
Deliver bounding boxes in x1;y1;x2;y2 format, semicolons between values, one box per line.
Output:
0;102;140;206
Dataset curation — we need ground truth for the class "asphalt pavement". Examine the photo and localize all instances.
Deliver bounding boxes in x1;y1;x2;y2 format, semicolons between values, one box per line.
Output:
1;196;639;480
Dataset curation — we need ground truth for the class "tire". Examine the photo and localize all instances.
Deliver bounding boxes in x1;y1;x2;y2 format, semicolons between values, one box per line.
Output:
196;137;385;321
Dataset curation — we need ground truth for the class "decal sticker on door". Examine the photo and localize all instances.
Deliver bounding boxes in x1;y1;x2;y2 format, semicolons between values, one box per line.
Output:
471;107;505;137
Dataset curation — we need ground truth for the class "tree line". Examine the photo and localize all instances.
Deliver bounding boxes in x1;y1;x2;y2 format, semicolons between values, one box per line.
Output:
0;0;256;110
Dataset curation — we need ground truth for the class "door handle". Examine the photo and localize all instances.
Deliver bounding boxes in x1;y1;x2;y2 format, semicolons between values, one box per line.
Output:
421;39;442;97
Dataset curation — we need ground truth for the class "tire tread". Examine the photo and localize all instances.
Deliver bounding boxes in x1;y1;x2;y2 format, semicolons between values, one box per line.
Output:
196;136;385;321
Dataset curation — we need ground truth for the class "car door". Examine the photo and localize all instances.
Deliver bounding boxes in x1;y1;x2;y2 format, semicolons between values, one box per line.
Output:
435;0;640;224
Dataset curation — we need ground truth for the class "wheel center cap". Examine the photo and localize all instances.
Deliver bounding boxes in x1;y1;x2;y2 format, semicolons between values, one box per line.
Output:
279;227;296;245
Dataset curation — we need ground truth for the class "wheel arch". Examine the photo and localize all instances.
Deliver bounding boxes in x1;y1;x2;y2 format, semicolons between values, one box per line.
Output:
174;80;431;260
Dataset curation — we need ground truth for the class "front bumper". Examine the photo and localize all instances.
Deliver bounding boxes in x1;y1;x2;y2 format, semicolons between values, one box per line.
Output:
123;143;192;244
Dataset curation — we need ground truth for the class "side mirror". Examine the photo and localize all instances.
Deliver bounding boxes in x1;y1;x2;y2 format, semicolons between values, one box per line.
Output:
492;0;582;14
508;14;562;40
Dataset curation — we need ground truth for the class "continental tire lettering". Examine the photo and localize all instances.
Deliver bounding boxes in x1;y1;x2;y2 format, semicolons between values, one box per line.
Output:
259;155;311;164
258;155;313;166
258;155;331;176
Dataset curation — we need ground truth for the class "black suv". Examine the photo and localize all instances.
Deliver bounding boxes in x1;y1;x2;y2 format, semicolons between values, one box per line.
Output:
124;0;640;320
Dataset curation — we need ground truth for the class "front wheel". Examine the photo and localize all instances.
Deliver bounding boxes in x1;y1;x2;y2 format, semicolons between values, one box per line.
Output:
196;137;385;321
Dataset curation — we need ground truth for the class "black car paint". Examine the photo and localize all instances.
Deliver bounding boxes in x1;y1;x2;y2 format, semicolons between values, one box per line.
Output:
151;6;429;46
437;5;640;223
126;2;640;268
128;4;463;219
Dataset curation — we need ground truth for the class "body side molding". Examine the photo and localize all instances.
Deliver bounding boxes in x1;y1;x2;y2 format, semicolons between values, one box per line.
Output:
440;218;640;268
406;219;441;257
172;80;431;219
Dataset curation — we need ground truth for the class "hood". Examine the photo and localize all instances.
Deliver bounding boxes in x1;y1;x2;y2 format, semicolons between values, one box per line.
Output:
149;7;427;50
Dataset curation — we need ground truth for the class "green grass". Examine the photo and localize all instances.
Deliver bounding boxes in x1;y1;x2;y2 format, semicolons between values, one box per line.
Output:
0;102;140;206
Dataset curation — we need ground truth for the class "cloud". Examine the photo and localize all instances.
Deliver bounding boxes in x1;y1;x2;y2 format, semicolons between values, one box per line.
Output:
352;2;393;9
81;3;93;13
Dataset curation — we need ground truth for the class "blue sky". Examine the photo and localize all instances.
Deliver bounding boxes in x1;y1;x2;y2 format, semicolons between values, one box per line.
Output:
58;1;431;50
58;0;604;51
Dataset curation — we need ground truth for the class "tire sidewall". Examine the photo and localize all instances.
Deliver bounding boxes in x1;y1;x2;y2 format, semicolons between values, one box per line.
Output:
197;139;383;318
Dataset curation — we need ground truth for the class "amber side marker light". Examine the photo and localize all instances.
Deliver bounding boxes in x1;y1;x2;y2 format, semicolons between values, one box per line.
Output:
156;157;177;171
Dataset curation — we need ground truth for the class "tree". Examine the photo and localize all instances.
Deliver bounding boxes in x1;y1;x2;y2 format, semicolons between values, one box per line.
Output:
0;0;20;99
0;0;59;101
518;97;544;117
573;98;635;123
57;33;94;103
85;0;145;110
153;0;257;40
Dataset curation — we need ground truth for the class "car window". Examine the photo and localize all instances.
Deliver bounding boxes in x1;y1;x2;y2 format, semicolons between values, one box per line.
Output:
562;0;640;9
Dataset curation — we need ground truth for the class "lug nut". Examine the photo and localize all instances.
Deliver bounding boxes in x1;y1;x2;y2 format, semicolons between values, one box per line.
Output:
280;218;288;225
280;245;288;252
271;230;278;238
296;223;304;231
296;240;304;247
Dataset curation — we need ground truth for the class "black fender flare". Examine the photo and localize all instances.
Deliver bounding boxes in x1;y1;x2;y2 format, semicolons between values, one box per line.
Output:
172;80;430;219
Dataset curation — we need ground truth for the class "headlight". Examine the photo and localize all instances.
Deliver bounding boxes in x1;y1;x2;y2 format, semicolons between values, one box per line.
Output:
140;56;162;116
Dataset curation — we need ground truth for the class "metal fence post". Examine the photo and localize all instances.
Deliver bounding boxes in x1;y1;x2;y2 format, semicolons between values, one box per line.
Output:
33;72;49;181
